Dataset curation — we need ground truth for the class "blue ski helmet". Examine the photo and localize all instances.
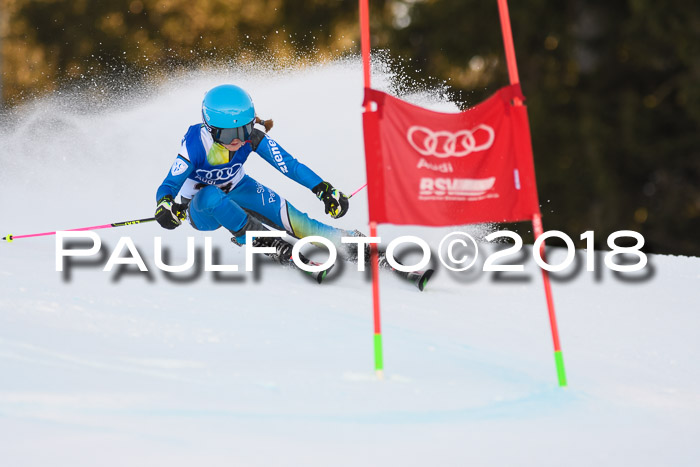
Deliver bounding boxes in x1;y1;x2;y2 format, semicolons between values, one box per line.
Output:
202;84;256;144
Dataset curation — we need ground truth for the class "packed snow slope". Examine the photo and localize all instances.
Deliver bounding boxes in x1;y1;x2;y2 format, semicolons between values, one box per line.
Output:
1;60;699;466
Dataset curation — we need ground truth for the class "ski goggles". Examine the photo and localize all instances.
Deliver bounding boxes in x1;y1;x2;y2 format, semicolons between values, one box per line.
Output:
205;121;254;145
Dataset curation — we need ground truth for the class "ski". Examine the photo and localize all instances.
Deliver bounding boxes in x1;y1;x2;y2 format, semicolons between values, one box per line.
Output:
406;268;434;292
257;250;332;284
288;254;333;284
387;266;434;291
344;232;434;291
373;252;434;292
244;236;430;288
295;252;432;288
234;236;332;284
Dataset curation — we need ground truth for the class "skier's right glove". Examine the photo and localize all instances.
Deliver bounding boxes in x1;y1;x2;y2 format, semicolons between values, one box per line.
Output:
312;181;349;219
155;195;186;230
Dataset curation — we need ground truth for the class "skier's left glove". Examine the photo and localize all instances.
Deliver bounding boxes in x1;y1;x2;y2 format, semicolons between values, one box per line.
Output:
155;195;187;230
312;181;349;219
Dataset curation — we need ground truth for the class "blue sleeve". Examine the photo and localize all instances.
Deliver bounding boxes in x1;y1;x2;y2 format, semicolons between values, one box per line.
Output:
255;135;323;190
156;155;194;202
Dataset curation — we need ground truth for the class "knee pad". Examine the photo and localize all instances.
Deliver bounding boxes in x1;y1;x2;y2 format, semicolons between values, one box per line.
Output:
192;185;227;214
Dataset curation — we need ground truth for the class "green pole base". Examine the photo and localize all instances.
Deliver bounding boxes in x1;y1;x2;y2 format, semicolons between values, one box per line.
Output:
554;350;567;387
374;333;383;372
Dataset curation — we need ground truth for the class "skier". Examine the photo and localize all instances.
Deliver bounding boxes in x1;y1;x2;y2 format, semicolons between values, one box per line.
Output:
154;84;432;289
154;84;359;267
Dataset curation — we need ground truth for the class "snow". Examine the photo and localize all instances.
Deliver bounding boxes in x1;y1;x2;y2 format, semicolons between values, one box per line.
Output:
1;60;700;466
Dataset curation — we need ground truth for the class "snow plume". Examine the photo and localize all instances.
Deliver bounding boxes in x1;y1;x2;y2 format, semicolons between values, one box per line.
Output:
0;56;491;244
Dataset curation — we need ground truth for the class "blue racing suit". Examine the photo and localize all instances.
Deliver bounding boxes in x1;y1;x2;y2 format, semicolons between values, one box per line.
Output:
156;124;352;245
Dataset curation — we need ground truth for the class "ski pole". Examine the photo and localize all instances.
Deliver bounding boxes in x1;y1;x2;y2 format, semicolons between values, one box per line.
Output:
3;184;369;243
2;217;156;242
348;182;367;198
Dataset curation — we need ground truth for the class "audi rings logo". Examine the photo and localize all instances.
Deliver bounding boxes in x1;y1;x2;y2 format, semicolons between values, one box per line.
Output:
195;164;242;182
407;124;495;158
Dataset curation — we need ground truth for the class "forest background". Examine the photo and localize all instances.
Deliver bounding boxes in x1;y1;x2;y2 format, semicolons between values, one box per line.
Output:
1;0;698;256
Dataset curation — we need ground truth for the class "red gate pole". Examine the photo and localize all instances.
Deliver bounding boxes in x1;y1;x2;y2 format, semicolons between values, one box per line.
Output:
360;0;372;102
360;0;384;379
497;0;567;386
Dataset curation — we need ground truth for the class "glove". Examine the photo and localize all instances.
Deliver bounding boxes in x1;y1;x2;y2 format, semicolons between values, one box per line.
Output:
155;195;186;230
312;181;349;219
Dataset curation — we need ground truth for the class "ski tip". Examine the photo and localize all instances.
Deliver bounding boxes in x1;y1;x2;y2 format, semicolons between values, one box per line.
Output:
417;269;434;292
2;234;14;242
306;263;333;284
319;263;335;284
